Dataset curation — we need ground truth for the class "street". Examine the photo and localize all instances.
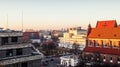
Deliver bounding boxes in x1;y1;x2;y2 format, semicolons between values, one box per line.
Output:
41;56;60;67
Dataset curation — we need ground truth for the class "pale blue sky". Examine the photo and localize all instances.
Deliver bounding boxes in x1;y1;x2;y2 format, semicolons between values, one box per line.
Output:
0;0;120;30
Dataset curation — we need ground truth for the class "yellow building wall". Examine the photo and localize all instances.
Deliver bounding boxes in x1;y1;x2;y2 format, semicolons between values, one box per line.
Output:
88;38;120;47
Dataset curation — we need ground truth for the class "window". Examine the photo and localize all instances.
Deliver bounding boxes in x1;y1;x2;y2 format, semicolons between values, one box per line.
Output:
16;48;22;55
110;56;112;60
103;41;108;48
113;41;116;47
118;57;120;64
109;41;112;46
119;41;120;48
96;40;99;47
113;45;116;47
1;37;8;45
117;57;120;62
114;34;116;37
101;40;103;47
103;41;106;45
6;49;13;57
103;55;106;62
70;28;72;30
91;56;94;60
104;44;108;48
88;40;92;46
88;40;91;45
110;56;113;63
98;34;100;37
103;56;105;59
21;62;28;67
11;37;18;43
93;40;96;47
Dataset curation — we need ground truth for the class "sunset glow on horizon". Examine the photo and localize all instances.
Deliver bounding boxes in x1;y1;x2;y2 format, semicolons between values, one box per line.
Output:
0;0;120;30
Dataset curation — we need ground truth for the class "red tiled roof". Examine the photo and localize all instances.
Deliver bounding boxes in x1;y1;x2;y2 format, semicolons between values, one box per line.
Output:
84;47;120;56
88;20;120;39
88;28;120;39
118;25;120;28
96;20;117;28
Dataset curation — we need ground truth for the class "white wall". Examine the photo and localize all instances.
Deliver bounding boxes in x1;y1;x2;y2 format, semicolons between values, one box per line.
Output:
31;39;41;43
60;55;79;67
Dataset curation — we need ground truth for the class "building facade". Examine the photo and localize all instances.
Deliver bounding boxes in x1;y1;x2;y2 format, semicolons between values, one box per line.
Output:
60;55;79;67
23;32;41;46
59;27;86;50
0;29;43;67
83;20;120;65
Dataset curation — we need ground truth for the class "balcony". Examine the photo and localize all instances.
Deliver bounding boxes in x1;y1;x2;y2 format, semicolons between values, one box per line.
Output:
0;43;32;50
0;54;43;65
0;32;23;37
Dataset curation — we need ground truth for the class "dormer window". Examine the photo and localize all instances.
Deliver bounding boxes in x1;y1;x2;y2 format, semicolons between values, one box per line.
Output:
103;22;107;27
98;34;100;37
114;34;116;37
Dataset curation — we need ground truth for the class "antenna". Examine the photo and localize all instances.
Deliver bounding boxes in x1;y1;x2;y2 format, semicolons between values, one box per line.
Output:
6;14;8;29
22;10;23;32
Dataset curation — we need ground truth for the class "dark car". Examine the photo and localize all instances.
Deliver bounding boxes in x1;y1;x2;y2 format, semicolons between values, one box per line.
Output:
50;58;54;61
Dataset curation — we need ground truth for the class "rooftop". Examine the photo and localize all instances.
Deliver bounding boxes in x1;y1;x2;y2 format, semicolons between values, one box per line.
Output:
88;20;120;39
96;20;117;28
60;55;78;60
0;28;22;37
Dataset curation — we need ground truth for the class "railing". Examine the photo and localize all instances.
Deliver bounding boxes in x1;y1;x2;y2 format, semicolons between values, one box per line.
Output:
0;54;32;61
0;43;32;50
0;32;23;37
0;54;43;65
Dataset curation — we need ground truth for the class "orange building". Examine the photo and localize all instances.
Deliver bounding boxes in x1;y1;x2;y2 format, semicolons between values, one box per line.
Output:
83;20;120;65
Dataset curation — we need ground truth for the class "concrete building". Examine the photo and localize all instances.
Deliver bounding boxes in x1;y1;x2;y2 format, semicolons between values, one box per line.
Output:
0;29;43;67
58;27;87;50
83;20;120;65
60;55;79;67
23;32;41;46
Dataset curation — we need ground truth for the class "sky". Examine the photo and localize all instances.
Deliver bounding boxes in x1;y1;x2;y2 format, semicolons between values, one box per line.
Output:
0;0;120;30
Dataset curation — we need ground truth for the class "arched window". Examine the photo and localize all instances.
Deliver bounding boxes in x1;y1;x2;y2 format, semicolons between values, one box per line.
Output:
117;57;120;63
103;55;106;62
110;56;112;60
110;56;113;63
88;40;92;47
93;40;96;47
101;40;103;47
119;41;120;48
113;41;116;46
65;62;67;66
89;40;91;45
109;41;112;46
103;40;107;47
